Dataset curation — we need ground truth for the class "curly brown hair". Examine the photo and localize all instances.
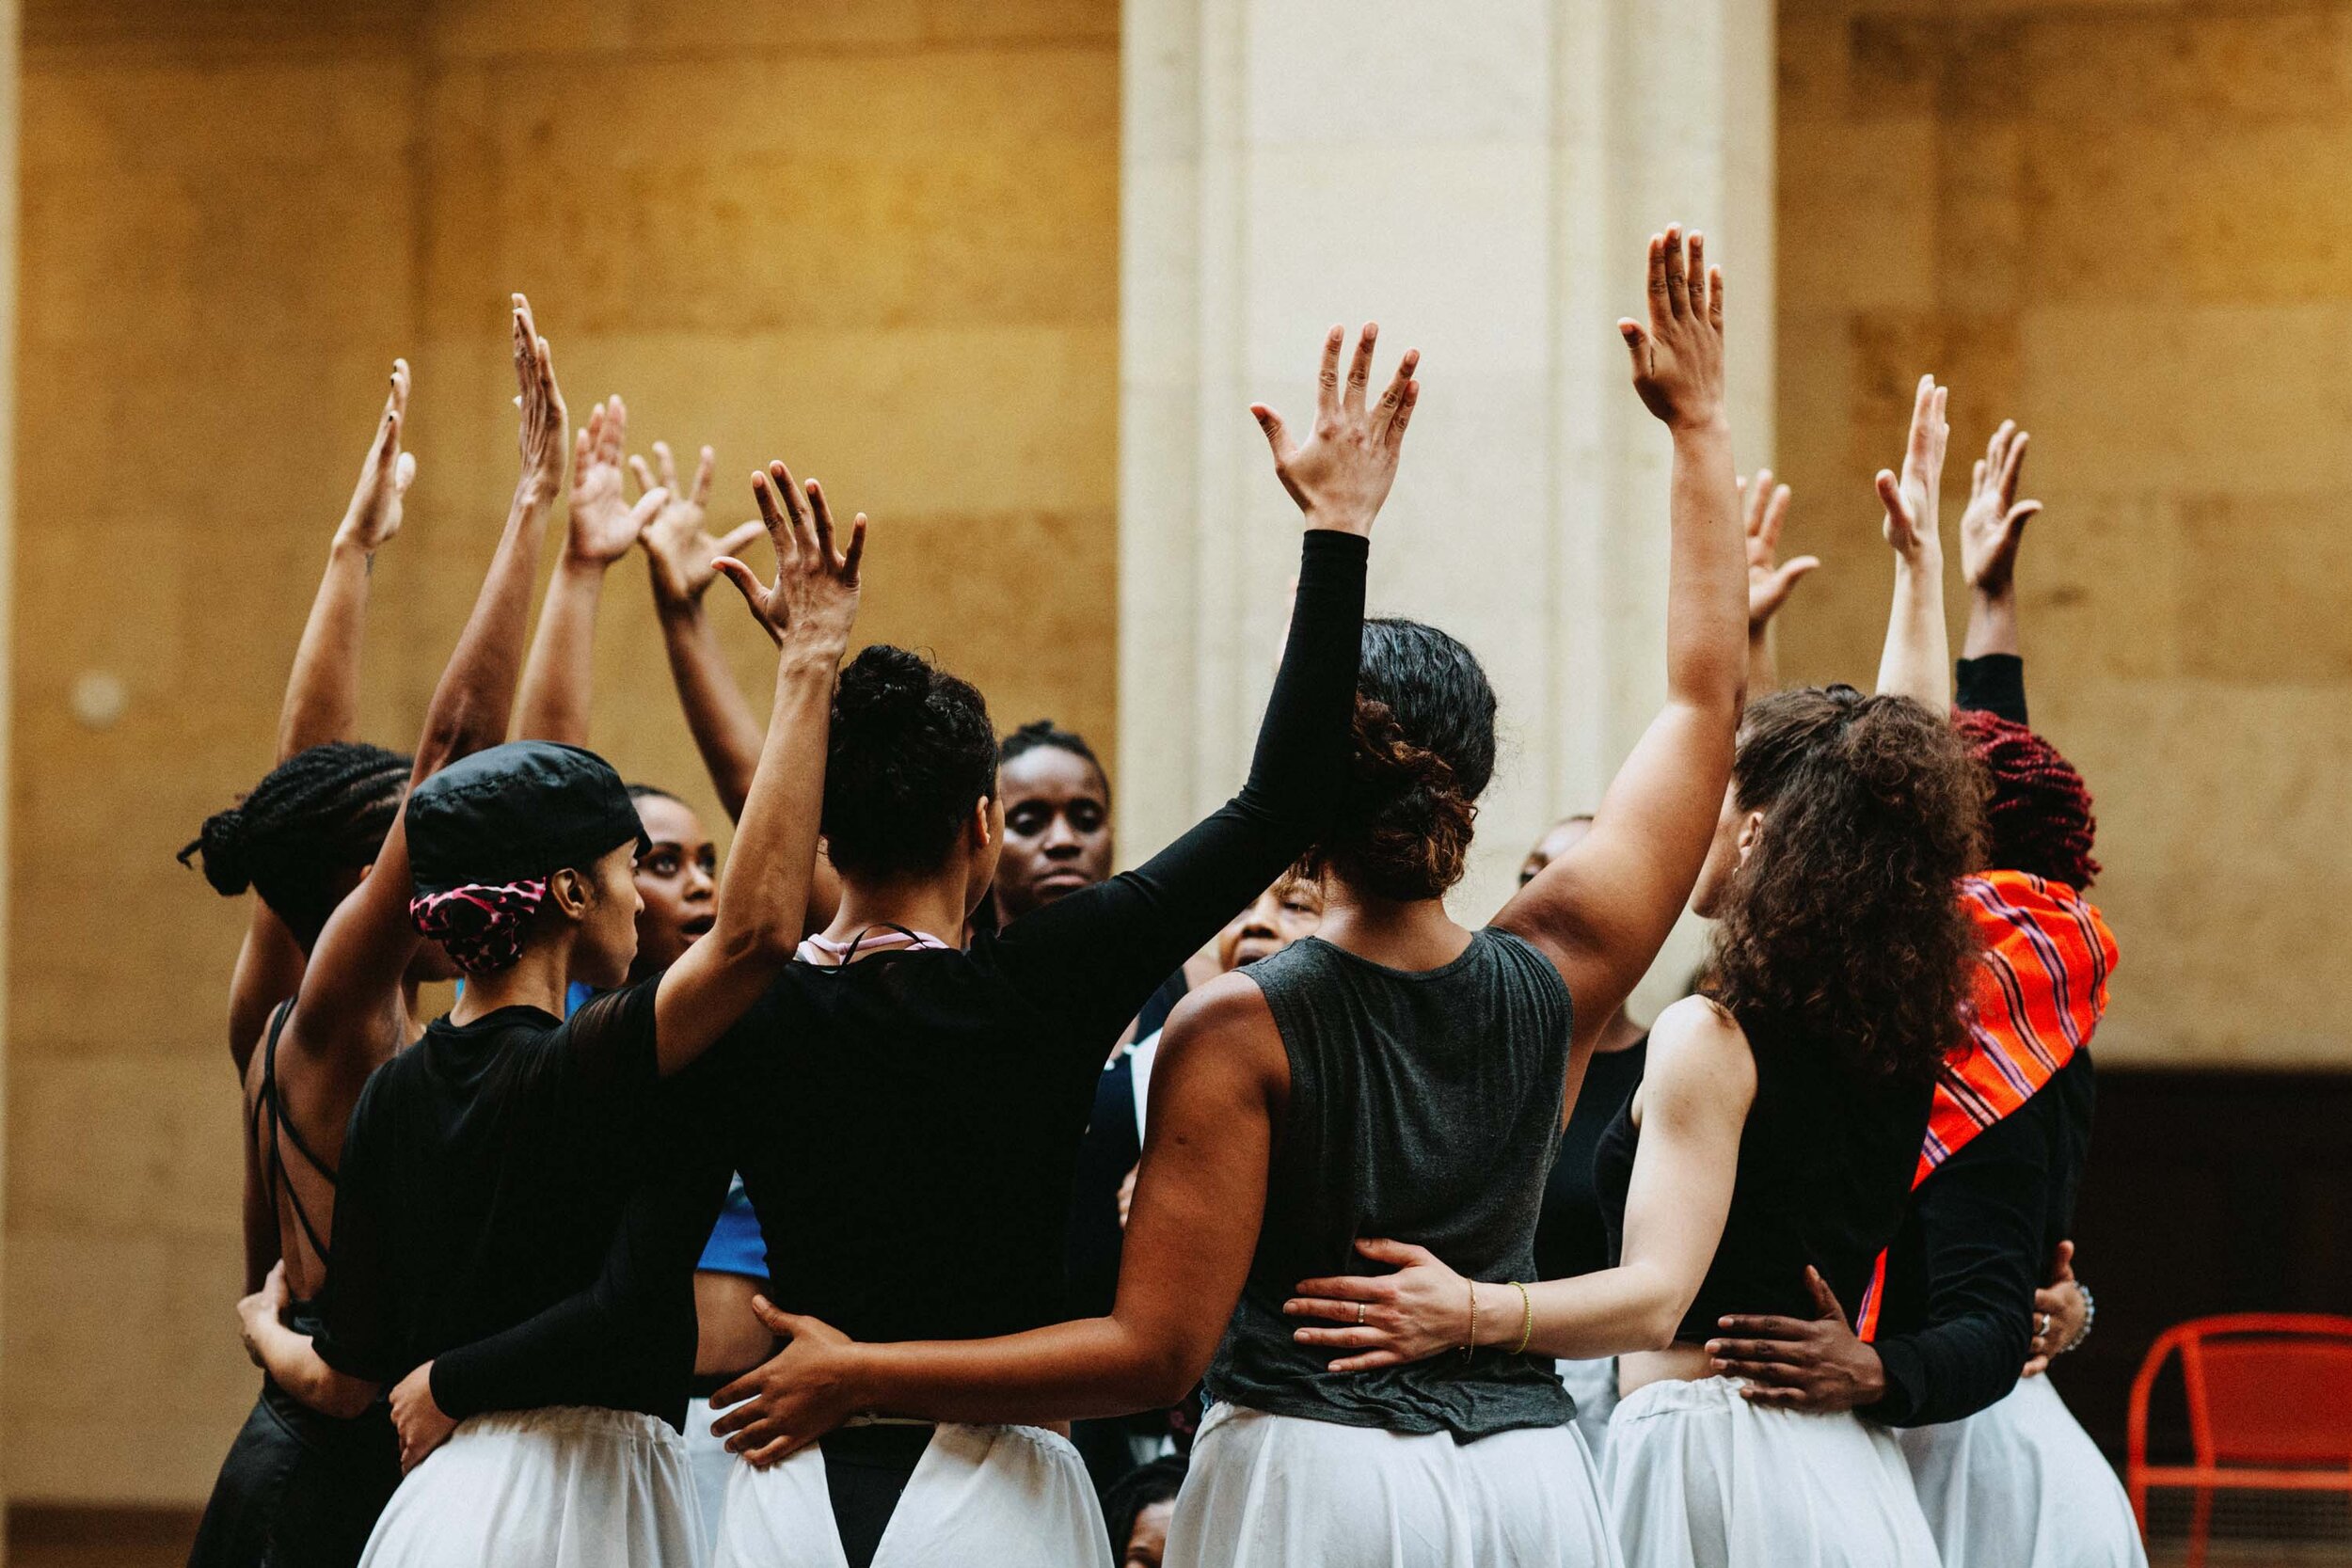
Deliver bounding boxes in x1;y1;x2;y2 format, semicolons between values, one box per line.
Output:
1708;687;1988;1084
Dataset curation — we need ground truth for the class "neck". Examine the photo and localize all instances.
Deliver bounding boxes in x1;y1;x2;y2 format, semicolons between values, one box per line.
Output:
451;938;575;1023
1594;1006;1646;1053
826;871;971;953
1311;879;1471;971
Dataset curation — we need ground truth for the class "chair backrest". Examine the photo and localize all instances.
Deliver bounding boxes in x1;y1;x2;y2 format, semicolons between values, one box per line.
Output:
2130;1314;2352;1470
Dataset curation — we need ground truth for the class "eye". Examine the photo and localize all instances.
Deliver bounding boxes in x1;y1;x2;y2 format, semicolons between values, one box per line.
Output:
1069;803;1106;832
696;848;717;874
645;851;682;878
1007;806;1048;835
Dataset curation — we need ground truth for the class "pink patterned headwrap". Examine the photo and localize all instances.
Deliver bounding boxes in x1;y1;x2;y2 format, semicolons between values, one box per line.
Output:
408;879;548;975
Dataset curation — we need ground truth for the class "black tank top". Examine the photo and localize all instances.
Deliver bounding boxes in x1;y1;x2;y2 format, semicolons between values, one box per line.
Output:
1205;928;1581;1439
1594;1018;1933;1341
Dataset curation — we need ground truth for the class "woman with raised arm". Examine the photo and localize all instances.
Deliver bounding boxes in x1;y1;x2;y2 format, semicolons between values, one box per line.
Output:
706;230;1735;1568
1279;361;1974;1568
1713;419;2143;1568
237;459;865;1568
675;325;1401;1568
185;303;568;1568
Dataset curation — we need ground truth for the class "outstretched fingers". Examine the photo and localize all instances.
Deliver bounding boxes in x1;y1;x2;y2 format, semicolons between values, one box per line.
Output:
803;478;839;568
1372;348;1420;444
1877;468;1915;548
1251;403;1293;465
1343;323;1379;417
1661;224;1689;318
1315;325;1345;424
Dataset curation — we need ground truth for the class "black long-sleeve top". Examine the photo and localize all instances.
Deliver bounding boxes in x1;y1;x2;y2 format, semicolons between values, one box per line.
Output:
399;528;1366;1411
1864;648;2086;1428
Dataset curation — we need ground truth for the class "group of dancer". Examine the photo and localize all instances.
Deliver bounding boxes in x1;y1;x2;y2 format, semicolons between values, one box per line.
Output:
177;229;2137;1568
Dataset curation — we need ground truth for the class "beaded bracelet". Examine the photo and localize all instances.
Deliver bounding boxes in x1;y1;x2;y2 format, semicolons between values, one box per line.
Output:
2062;1284;2096;1354
1510;1281;1534;1355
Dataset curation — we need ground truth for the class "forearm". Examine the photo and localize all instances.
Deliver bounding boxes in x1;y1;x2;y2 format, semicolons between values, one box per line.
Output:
414;480;554;776
1963;585;2020;661
846;1315;1188;1428
707;650;838;958
277;539;374;761
1876;552;1950;709
656;597;764;821
515;556;610;745
1521;1261;1692;1360
1746;626;1778;698
1870;1313;2026;1427
249;1312;377;1418
1664;420;1750;715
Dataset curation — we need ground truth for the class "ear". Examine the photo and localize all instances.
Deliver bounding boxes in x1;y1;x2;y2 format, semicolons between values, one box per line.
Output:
1734;810;1765;868
970;795;996;851
546;866;596;919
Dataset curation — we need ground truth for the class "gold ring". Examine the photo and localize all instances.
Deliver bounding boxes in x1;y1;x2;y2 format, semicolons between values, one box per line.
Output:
1357;1302;1367;1325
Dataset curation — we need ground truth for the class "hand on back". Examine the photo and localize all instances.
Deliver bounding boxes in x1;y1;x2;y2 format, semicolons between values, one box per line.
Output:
1251;324;1421;536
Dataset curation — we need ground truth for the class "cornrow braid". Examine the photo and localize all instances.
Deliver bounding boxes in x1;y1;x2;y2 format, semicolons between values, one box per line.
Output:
181;741;411;945
1953;708;2100;889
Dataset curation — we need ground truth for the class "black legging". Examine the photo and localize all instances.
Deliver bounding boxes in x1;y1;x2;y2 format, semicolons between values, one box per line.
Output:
820;1424;934;1568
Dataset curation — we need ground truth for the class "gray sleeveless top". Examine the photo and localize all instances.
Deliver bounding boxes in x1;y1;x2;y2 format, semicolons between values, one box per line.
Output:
1204;927;1581;1439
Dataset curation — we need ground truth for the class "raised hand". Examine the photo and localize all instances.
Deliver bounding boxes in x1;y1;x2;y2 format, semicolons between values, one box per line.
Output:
511;293;567;501
714;462;866;655
636;440;764;608
1877;374;1949;563
1960;420;2042;597
564;396;650;566
1251;324;1420;536
335;360;417;555
1622;226;1726;431
1741;469;1817;636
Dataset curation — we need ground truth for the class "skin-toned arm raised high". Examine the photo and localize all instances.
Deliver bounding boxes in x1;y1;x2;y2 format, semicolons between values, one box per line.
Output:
514;396;672;745
1959;420;2043;661
288;296;568;1062
1281;994;1753;1364
648;463;864;1074
1492;228;1749;1071
638;442;770;818
1872;374;1952;709
1740;470;1814;698
227;364;419;1071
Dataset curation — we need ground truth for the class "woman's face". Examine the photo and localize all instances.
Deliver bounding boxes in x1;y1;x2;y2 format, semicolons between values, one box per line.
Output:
570;841;645;990
1123;1499;1174;1568
1216;874;1326;971
993;747;1113;920
1690;781;1759;920
630;795;717;977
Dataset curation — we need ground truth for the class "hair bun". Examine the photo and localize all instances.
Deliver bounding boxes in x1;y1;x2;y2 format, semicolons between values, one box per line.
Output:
179;806;253;896
835;645;931;731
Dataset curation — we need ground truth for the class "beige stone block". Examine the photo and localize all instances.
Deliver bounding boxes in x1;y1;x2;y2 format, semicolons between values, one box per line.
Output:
1777;4;1852;124
2176;492;2352;682
2176;121;2352;304
2025;7;2352;126
8;1056;244;1236
21;55;414;172
2017;114;2186;305
1935;119;2022;310
1778;118;1939;312
917;0;1119;43
2008;486;2179;681
425;0;632;58
625;0;927;53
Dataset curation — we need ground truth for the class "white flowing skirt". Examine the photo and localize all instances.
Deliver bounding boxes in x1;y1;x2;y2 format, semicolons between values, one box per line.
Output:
1898;1375;2146;1568
1168;1402;1623;1568
1558;1358;1622;1467
359;1405;704;1568
1604;1376;1940;1568
683;1398;746;1568
711;1422;1108;1568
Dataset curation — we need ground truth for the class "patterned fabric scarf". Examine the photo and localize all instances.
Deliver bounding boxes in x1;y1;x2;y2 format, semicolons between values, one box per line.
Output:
1856;870;2120;1341
408;879;549;975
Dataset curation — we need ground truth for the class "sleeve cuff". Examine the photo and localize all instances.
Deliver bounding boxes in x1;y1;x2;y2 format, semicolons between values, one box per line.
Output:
1953;655;2027;725
1867;1339;1927;1428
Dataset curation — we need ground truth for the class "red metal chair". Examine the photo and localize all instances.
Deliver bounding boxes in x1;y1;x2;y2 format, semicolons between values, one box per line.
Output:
2126;1313;2352;1568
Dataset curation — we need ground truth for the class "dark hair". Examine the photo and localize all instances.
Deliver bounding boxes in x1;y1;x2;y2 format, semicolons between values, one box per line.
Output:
1000;719;1108;800
1708;687;1987;1085
1301;618;1496;901
626;783;685;807
1953;709;2099;889
1102;1455;1187;1560
824;645;997;880
180;741;411;945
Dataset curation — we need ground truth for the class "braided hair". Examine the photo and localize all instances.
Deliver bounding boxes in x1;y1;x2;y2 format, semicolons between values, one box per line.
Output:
181;741;410;945
1953;708;2100;889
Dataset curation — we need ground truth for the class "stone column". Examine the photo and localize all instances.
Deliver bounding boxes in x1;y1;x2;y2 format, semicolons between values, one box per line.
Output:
1120;0;1774;1006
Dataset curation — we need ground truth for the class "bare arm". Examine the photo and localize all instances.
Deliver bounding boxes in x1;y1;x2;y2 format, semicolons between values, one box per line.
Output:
1283;995;1753;1363
1872;374;1952;708
1494;229;1748;1057
289;297;568;1055
240;1265;379;1420
707;976;1283;1461
649;464;864;1074
515;397;669;745
1740;470;1813;697
1958;420;2042;661
637;439;769;819
228;365;417;1068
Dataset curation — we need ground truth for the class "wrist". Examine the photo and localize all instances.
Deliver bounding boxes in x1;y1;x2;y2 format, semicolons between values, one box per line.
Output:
555;547;615;579
1300;508;1375;538
1667;408;1732;438
775;638;848;677
1852;1344;1887;1403
327;531;375;564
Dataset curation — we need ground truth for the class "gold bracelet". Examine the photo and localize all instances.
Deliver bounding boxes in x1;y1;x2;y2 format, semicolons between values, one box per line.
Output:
1511;1281;1534;1355
1465;1279;1479;1358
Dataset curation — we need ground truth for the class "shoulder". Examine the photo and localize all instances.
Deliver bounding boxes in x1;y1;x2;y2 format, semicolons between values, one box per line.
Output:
1643;995;1756;1107
1154;970;1286;1101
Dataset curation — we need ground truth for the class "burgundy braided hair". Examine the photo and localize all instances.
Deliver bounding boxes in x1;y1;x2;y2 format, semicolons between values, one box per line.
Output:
1953;708;2099;890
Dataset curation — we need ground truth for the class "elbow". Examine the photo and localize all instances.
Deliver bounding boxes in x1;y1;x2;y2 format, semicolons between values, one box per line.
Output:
1121;1329;1212;1412
1632;1305;1684;1354
305;1369;378;1421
